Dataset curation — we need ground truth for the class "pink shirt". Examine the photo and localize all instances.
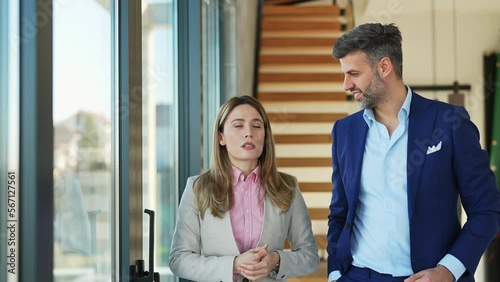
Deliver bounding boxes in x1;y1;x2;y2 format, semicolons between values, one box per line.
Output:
230;165;264;254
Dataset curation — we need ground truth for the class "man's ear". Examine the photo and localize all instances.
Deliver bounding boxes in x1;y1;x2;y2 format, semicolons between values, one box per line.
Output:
378;57;393;78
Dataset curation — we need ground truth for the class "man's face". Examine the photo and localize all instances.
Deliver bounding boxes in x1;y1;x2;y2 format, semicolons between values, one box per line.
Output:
340;51;387;109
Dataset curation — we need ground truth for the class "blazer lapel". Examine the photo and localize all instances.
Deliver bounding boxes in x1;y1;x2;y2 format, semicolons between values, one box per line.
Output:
257;197;275;248
204;211;241;254
407;93;435;220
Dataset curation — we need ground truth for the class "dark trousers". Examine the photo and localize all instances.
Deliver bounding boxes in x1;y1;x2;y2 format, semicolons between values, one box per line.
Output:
338;266;410;282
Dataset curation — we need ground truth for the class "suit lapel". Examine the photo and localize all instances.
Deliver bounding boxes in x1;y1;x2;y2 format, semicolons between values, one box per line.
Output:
343;113;368;206
407;93;435;220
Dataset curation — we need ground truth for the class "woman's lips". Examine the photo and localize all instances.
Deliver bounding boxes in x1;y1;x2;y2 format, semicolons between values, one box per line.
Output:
242;142;255;149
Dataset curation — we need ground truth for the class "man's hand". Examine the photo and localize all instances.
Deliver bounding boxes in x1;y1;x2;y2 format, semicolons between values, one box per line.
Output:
404;265;454;282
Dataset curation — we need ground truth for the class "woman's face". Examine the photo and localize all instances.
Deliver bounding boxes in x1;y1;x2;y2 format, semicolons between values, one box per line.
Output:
219;104;265;171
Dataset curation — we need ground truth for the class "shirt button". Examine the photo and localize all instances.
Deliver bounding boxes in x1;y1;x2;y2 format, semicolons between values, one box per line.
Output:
246;209;249;213
386;203;392;209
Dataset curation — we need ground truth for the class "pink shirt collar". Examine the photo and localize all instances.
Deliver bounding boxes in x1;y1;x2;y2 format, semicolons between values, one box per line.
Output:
230;164;261;186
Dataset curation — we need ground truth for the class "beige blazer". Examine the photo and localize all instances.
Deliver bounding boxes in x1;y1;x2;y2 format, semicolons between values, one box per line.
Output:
169;176;319;282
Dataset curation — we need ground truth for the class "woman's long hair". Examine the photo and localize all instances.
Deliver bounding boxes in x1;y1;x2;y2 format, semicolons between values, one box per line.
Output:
194;95;296;219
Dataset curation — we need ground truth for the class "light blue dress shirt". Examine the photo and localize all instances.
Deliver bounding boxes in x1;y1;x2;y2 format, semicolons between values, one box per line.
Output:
329;88;465;282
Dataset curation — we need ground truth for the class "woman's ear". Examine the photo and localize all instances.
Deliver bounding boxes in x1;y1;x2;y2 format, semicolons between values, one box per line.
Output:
219;133;225;146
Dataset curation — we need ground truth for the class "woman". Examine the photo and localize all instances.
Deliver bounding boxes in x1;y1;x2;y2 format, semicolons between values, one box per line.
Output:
169;95;319;281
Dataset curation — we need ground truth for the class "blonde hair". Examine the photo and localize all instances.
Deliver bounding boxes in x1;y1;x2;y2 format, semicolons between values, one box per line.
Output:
194;95;296;218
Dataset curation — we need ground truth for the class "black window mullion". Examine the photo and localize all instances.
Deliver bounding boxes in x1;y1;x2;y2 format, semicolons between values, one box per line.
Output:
19;0;53;281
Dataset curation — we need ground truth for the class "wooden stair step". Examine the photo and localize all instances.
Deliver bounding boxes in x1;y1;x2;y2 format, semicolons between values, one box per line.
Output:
261;37;336;47
260;46;333;55
260;54;337;65
263;5;340;17
259;92;346;102
262;16;342;22
299;182;332;193
285;234;327;249
260;64;341;73
308;207;330;220
277;157;331;167
262;20;342;31
263;0;304;5
259;73;344;82
268;113;347;123
262;30;342;38
258;82;345;92
274;134;331;144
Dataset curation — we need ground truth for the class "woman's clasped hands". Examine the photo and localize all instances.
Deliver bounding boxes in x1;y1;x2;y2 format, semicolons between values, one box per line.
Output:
233;244;280;282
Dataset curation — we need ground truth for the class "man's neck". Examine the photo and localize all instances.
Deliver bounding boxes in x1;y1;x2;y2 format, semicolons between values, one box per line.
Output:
373;83;407;137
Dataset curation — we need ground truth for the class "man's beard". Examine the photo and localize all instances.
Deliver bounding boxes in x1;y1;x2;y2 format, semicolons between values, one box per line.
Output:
356;72;387;109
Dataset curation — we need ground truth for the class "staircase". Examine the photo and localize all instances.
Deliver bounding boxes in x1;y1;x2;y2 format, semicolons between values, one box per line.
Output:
256;1;354;281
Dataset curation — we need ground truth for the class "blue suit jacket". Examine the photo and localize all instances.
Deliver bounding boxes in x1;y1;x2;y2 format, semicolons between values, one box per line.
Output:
327;92;500;282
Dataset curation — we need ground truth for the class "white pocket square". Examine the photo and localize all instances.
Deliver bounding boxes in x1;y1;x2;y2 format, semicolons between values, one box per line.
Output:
426;141;442;155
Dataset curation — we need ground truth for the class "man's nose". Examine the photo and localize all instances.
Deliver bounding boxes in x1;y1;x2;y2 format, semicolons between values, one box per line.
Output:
343;76;353;91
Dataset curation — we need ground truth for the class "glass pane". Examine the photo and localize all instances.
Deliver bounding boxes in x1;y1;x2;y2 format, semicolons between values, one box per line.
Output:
53;1;115;281
141;0;178;281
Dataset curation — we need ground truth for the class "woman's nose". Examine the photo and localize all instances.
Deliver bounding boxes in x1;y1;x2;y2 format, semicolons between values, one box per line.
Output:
245;127;253;138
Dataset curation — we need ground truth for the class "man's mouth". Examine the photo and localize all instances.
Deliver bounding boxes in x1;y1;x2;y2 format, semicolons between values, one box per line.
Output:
352;91;363;100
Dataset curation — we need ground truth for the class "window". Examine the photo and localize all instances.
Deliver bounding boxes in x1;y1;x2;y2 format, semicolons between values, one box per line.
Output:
53;1;115;281
141;1;178;281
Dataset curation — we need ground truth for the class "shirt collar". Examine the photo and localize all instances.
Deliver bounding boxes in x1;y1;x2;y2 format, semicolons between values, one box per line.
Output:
231;164;261;186
362;85;413;127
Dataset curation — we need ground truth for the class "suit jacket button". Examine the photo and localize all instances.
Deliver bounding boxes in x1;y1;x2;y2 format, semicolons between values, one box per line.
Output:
344;223;350;229
344;256;351;263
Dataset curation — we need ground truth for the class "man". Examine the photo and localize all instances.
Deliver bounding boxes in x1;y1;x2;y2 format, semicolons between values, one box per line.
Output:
327;23;500;282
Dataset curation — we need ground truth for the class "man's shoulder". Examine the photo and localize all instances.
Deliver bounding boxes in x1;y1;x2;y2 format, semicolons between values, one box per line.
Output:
412;91;460;108
411;91;462;115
